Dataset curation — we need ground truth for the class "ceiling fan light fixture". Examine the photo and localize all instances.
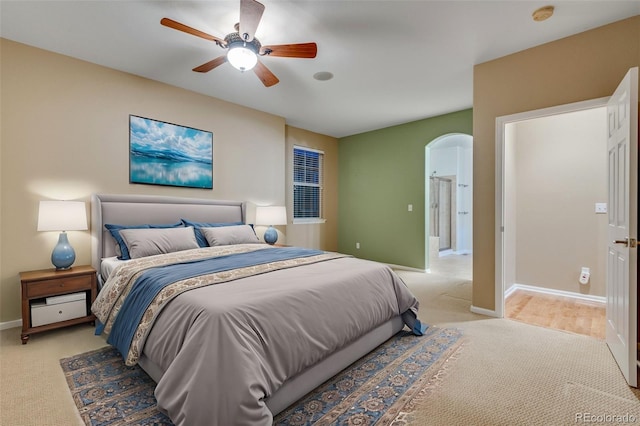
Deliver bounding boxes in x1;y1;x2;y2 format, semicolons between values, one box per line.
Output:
227;44;258;71
162;0;316;86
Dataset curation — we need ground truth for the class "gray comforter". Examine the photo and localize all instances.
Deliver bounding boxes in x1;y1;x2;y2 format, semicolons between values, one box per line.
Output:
95;246;420;425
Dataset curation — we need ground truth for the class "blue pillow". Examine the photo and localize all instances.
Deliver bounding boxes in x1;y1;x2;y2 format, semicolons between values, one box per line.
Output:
180;219;244;247
105;222;183;260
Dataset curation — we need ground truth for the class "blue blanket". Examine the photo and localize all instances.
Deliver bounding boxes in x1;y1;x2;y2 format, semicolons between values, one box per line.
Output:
103;247;323;358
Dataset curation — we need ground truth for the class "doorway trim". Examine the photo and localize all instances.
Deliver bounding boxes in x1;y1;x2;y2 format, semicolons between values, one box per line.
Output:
494;97;610;318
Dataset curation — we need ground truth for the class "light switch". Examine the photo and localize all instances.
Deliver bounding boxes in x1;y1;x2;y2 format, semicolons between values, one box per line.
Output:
595;203;607;214
408;204;413;212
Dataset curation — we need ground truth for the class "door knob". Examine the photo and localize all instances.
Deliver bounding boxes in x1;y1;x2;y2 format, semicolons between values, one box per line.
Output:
613;238;637;247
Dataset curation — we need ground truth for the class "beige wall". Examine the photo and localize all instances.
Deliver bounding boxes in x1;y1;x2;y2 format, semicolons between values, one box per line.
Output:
473;16;640;311
0;39;336;323
513;108;608;297
285;126;338;251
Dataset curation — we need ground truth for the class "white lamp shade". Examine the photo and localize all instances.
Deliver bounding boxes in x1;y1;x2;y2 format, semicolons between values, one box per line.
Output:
37;201;88;231
227;46;258;71
255;206;287;226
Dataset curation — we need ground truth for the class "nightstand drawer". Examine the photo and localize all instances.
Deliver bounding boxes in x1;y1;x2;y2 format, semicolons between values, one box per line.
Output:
26;275;92;298
31;299;87;327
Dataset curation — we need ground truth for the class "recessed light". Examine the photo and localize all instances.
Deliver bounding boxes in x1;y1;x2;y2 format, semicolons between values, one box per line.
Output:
313;71;334;81
532;5;554;22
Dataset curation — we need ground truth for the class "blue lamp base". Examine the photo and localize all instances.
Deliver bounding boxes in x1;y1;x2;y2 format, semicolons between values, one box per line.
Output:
263;226;278;245
51;232;76;270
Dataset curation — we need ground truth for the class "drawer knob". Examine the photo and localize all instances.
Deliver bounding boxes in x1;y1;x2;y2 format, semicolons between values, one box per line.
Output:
58;311;63;315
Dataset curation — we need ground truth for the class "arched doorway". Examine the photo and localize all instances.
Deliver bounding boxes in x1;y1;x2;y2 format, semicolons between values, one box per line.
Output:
425;134;473;275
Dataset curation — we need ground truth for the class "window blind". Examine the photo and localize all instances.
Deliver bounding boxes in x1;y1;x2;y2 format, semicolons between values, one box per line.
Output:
293;147;324;220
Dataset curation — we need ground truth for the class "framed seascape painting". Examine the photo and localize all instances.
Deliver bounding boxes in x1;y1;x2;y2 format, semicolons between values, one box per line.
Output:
129;115;213;189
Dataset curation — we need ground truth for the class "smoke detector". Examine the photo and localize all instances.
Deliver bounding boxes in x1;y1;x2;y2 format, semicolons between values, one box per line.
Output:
532;5;555;22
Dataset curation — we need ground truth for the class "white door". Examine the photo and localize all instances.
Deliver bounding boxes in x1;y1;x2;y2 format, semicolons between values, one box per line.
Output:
606;67;638;387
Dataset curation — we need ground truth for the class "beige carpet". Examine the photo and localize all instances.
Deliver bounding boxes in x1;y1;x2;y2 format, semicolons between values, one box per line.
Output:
0;324;108;426
398;268;640;426
1;258;638;425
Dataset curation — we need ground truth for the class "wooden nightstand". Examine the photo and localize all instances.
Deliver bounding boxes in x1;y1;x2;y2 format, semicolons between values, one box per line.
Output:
20;265;97;344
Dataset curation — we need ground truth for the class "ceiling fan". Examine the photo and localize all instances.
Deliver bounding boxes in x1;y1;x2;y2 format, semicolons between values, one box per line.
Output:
161;0;317;87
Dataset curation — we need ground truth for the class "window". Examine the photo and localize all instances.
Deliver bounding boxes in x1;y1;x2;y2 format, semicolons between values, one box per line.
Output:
293;146;324;222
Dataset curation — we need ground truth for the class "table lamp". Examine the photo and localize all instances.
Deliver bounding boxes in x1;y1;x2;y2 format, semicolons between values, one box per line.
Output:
255;206;287;245
37;200;88;270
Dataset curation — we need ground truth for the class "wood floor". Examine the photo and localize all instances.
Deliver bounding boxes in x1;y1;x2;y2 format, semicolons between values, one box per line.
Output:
505;289;606;340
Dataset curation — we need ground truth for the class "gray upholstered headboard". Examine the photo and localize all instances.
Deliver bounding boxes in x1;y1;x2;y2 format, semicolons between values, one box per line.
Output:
91;193;246;272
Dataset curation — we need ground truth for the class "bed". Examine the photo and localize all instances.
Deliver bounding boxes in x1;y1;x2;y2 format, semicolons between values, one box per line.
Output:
90;193;424;425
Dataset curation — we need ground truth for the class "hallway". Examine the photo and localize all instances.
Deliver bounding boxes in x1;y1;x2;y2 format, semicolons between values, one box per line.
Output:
427;252;605;340
506;289;606;340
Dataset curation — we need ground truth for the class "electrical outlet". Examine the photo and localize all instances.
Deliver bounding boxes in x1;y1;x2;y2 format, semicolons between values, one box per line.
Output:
595;203;607;214
356;242;360;249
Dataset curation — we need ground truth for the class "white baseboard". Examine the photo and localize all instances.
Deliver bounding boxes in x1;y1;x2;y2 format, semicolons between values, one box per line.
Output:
387;263;426;273
504;284;519;299
0;319;21;331
436;249;472;257
470;305;500;318
507;283;606;304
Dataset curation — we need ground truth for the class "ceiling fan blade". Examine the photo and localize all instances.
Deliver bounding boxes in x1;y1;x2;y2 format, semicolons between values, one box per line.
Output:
253;61;279;87
161;18;226;47
193;56;227;73
260;43;317;58
239;0;265;42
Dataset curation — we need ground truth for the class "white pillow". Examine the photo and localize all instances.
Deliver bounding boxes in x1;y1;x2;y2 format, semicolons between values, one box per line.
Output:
119;226;199;259
201;225;260;246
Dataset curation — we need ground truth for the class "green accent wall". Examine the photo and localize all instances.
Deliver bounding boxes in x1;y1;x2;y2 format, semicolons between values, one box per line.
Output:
338;109;473;269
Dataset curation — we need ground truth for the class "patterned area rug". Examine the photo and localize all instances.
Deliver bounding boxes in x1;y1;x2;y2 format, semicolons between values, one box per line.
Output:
60;326;463;426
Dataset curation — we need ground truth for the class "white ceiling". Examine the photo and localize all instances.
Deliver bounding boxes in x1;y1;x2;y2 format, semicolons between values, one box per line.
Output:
1;1;638;138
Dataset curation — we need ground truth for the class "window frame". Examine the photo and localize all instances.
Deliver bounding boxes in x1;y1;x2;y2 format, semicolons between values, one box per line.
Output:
293;145;326;224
